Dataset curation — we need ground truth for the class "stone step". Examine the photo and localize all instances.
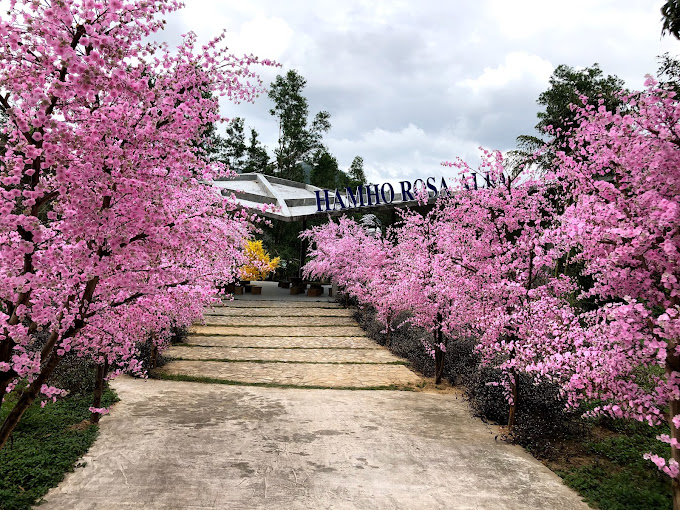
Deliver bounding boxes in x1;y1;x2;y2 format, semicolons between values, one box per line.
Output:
156;360;423;389
203;307;354;317
198;316;357;327
190;325;366;337
166;346;402;364
185;336;380;349
213;300;342;309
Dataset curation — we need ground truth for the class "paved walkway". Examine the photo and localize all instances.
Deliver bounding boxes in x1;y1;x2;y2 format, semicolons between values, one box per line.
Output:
41;283;590;509
156;293;422;389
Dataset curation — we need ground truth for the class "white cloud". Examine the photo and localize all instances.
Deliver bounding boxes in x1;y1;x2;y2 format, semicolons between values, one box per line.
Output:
329;124;482;184
459;52;553;94
225;17;294;61
158;0;680;183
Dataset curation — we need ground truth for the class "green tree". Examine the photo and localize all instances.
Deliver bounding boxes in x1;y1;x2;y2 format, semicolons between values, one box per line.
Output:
310;150;341;189
657;52;680;95
243;128;270;174
221;117;247;173
509;64;625;174
191;87;227;165
662;1;680;39
347;156;367;187
268;70;331;182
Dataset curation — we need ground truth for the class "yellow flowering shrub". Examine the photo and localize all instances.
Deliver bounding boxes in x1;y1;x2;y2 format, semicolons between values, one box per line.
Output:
239;240;280;281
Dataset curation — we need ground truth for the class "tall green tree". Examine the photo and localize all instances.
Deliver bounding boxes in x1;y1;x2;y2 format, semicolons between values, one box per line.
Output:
220;117;247;173
268;70;331;182
310;150;341;189
347;156;367;187
243;128;270;174
657;52;680;96
508;64;625;174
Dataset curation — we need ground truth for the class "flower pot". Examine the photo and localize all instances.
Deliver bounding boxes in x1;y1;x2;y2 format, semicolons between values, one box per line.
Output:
307;287;323;297
251;286;262;295
233;286;243;295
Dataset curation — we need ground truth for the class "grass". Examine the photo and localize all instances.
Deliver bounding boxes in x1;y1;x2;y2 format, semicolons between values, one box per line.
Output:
0;388;118;510
549;420;672;510
154;372;419;391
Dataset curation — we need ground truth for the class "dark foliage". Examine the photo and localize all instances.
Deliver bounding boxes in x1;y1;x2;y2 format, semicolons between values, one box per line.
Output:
510;377;585;458
133;339;156;374
169;325;188;345
662;1;680;39
28;329;97;396
132;325;187;373
47;353;98;396
354;308;435;377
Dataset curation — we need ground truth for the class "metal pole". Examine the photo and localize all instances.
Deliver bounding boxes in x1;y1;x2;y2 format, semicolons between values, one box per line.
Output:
299;219;308;278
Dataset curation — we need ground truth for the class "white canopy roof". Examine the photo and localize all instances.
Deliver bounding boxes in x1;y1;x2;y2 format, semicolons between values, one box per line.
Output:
213;173;429;222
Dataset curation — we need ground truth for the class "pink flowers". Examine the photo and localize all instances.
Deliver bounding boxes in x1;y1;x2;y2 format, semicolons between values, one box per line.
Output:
303;79;680;484
643;453;680;478
543;79;680;481
0;0;275;449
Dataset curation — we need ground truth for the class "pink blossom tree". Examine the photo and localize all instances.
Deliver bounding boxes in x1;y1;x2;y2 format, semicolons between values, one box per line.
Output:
0;0;274;448
302;217;414;347
386;208;460;384
429;152;578;428
550;79;680;504
304;154;578;405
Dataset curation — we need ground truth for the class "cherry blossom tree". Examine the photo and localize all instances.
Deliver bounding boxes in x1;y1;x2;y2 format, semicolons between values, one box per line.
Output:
302;217;411;347
306;152;583;431
549;79;680;504
304;153;578;408
430;152;578;428
0;0;274;449
387;209;457;384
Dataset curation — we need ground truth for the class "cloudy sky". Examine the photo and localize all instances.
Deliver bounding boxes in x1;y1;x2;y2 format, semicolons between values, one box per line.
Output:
159;0;677;184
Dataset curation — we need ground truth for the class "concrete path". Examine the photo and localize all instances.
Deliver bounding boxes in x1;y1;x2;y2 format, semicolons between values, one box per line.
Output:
40;282;590;509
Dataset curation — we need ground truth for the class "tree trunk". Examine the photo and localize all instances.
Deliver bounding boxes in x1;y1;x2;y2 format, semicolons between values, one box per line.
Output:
434;346;445;384
150;344;158;370
385;314;392;348
0;348;62;451
667;340;680;510
90;360;109;424
507;371;519;432
434;321;445;385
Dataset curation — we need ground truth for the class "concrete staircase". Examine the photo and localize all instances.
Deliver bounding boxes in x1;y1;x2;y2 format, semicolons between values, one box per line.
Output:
157;299;423;390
